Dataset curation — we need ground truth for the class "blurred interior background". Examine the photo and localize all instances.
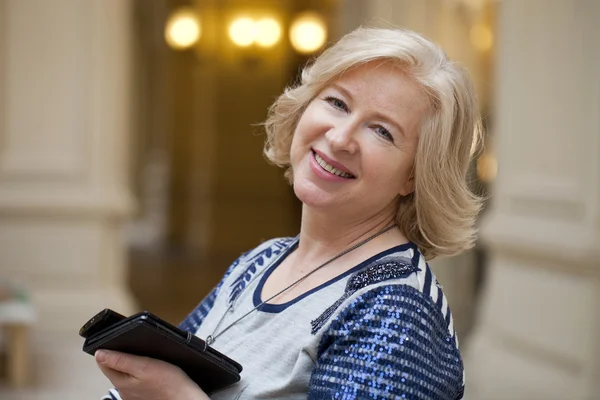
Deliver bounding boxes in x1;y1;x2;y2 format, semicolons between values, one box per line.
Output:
0;0;598;399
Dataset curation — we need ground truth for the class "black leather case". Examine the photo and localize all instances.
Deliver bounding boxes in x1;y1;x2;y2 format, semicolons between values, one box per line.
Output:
81;310;242;395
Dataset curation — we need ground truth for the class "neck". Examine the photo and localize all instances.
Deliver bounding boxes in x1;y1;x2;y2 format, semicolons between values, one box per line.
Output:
295;203;405;265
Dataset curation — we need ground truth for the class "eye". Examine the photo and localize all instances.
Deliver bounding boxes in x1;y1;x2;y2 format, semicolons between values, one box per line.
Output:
324;96;349;112
374;125;394;143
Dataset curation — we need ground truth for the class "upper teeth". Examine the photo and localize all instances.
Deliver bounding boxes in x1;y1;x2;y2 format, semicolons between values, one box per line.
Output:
314;152;353;178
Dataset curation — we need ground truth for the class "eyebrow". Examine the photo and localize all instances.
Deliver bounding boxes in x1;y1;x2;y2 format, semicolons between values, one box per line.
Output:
329;83;407;138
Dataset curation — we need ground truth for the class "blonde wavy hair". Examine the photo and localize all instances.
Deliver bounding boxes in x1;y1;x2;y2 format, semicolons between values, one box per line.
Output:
263;27;483;259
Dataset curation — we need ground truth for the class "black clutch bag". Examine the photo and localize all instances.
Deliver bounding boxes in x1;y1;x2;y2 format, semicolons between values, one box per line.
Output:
80;309;242;395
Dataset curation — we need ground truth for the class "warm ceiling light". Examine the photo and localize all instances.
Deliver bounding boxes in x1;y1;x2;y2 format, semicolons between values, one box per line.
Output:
164;8;201;50
255;18;281;48
229;17;256;47
289;12;327;54
470;23;493;52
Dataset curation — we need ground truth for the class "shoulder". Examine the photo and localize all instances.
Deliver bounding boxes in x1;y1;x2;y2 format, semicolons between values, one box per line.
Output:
227;236;297;279
309;249;464;399
310;282;464;399
218;236;297;280
178;236;297;333
328;283;454;346
224;236;297;305
312;244;455;335
345;246;457;339
241;236;297;263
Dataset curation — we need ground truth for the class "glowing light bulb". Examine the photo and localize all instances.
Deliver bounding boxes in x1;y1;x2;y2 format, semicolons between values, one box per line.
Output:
255;18;281;48
165;8;201;50
290;12;327;54
229;17;256;47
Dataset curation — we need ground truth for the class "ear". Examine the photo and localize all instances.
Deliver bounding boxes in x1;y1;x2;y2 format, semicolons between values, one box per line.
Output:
398;174;415;197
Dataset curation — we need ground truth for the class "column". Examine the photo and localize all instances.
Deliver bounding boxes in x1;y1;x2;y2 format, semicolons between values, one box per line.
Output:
0;0;136;332
465;1;600;399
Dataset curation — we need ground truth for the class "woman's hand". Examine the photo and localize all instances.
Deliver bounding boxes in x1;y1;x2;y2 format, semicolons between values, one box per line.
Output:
95;349;210;400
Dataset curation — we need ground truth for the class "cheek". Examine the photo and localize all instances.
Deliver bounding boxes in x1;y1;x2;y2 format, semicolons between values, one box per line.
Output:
289;134;301;168
364;152;414;192
290;109;319;163
289;135;310;175
293;120;309;147
293;102;327;141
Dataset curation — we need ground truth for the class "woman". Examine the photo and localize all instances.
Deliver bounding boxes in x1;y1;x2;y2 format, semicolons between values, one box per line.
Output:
97;27;482;400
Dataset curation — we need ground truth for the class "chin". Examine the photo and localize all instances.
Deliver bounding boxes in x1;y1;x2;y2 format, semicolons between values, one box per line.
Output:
292;177;332;208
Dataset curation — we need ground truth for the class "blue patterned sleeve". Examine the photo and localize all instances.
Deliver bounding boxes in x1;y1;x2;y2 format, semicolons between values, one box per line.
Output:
308;284;464;400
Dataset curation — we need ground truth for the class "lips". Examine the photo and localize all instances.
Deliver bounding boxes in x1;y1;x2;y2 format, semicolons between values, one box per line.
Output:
311;149;356;178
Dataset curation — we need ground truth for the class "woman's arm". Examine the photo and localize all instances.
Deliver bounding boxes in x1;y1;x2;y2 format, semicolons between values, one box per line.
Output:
308;284;464;400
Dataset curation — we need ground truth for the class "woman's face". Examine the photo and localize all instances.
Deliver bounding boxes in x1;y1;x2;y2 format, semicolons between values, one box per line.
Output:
290;61;428;218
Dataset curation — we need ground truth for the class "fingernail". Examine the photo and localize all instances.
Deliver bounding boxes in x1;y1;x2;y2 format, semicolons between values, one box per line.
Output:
95;350;107;363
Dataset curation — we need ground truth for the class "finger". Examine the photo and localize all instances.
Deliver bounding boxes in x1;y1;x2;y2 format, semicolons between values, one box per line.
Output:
96;360;131;387
95;350;151;378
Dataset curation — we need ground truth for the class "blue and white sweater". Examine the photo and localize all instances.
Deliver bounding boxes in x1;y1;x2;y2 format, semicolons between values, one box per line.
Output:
104;237;464;400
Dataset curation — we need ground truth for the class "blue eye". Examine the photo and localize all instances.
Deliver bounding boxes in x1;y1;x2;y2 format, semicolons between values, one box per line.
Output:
324;96;349;112
374;125;394;143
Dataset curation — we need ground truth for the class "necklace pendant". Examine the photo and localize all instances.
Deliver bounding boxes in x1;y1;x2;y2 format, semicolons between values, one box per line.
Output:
206;335;214;345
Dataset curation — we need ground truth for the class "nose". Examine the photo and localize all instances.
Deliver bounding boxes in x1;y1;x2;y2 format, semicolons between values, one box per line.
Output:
325;119;359;154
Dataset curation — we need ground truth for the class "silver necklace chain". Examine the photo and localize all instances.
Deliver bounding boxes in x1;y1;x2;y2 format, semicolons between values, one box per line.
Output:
205;224;397;345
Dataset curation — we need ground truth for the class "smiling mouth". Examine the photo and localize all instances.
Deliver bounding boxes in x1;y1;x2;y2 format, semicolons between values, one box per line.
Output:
312;150;355;179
